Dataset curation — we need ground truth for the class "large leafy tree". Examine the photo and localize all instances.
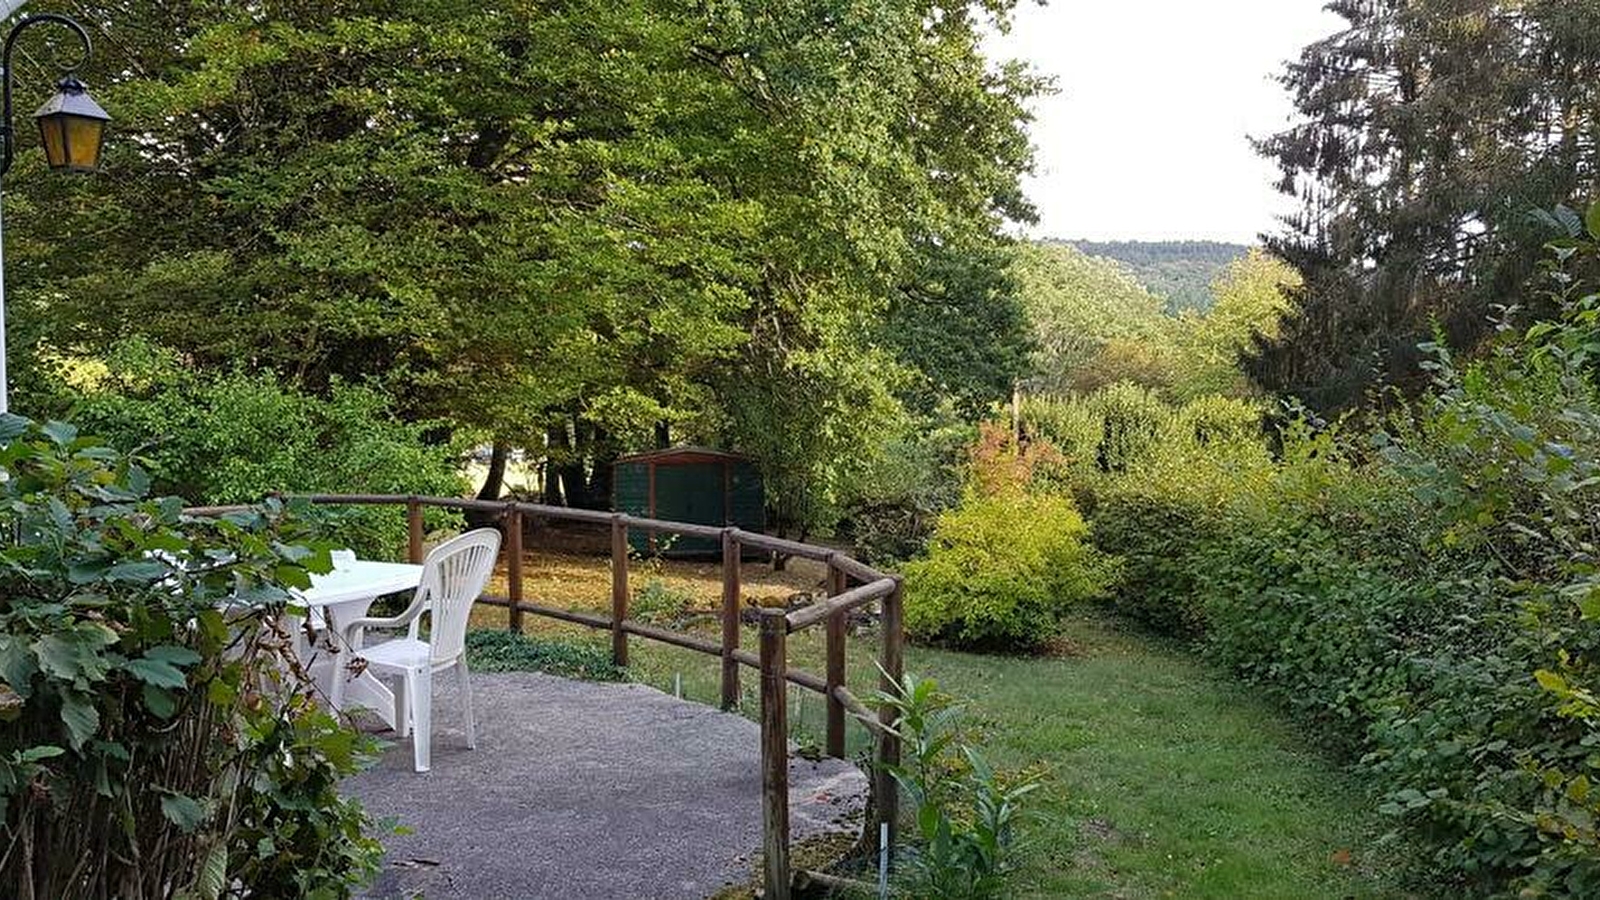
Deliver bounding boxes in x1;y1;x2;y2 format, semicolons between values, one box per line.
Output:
699;0;1044;534
1254;0;1600;409
15;1;754;439
886;239;1031;420
4;0;1041;521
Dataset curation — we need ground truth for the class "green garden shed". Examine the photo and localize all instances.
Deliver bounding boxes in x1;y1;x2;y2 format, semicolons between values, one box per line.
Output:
612;447;765;557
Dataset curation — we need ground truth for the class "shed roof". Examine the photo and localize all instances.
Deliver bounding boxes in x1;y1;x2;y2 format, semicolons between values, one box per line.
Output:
613;445;752;466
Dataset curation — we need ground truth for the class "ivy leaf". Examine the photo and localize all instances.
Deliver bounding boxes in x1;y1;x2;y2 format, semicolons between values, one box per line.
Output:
67;560;110;584
1556;205;1585;238
0;635;36;699
1578;589;1600;621
142;683;177;719
18;745;65;763
196;842;227;900
59;691;99;749
145;645;202;667
1535;670;1568;693
40;421;78;446
125;465;152;498
0;413;28;442
34;625;118;684
124;658;187;690
160;792;205;833
106;560;171;582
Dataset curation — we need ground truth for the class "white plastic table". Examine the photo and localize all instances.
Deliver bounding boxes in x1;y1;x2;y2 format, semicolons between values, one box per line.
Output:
297;560;424;730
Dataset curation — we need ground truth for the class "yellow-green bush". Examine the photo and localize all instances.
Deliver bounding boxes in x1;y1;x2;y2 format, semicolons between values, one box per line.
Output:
1019;394;1101;472
1166;394;1263;446
1086;382;1167;473
904;490;1116;650
1023;390;1270;631
1091;421;1272;633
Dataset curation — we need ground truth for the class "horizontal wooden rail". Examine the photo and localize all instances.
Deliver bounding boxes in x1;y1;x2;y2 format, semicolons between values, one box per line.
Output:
180;504;254;516
785;578;896;633
512;501;615;526
515;603;612;631
621;619;725;656
827;552;882;585
734;531;837;562
302;492;419;506
832;685;890;739
671;647;830;695
475;596;615;631
618;514;727;539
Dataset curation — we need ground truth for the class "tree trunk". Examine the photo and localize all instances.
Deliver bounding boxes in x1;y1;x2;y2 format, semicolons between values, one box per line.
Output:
772;516;789;572
468;442;509;529
588;445;617;512
543;425;569;506
554;421;587;509
476;442;508;501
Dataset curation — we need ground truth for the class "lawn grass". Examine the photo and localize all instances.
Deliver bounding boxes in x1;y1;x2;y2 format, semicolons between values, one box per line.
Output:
912;616;1411;899
464;550;1414;898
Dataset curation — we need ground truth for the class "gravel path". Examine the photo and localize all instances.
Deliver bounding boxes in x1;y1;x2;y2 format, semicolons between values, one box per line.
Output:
346;670;868;899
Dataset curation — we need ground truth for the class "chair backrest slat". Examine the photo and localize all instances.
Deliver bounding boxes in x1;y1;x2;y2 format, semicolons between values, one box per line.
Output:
417;528;501;666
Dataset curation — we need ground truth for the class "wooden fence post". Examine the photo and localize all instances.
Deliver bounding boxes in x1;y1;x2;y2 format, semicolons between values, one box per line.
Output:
874;575;905;853
505;504;524;633
721;528;742;710
406;497;424;564
824;557;847;759
611;514;629;667
759;608;791;900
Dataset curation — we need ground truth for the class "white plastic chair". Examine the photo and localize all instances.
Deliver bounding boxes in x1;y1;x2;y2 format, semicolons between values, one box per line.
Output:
339;528;501;772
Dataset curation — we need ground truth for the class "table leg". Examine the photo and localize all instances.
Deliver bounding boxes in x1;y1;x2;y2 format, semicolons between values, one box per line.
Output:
318;595;398;731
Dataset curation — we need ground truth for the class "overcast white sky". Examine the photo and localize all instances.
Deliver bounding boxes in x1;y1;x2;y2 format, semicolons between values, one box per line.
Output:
988;1;1342;244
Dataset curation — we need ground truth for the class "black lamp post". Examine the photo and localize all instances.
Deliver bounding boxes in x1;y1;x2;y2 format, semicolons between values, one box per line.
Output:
0;12;109;413
0;14;108;177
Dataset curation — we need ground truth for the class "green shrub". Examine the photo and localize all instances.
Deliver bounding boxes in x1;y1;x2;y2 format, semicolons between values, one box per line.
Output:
1024;387;1271;634
840;415;970;564
1167;394;1262;446
1086;382;1167;473
1185;427;1590;892
631;578;696;625
1019;394;1103;481
0;417;381;898
65;338;466;558
904;490;1116;650
1052;210;1600;894
1090;398;1271;633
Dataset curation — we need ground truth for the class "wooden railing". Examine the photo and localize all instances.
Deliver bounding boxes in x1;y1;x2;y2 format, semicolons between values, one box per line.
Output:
193;493;901;899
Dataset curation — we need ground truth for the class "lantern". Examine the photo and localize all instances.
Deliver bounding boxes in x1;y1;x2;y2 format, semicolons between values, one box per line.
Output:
33;76;109;173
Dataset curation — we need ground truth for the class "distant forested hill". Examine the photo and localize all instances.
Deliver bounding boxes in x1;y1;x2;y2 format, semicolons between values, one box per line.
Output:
1052;240;1250;314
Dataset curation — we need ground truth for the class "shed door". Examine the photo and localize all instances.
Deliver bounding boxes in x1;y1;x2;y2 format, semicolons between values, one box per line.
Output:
653;462;723;555
654;463;724;525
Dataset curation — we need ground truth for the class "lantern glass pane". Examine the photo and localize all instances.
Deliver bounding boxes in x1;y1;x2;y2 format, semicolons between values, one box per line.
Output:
37;115;67;169
64;115;104;170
